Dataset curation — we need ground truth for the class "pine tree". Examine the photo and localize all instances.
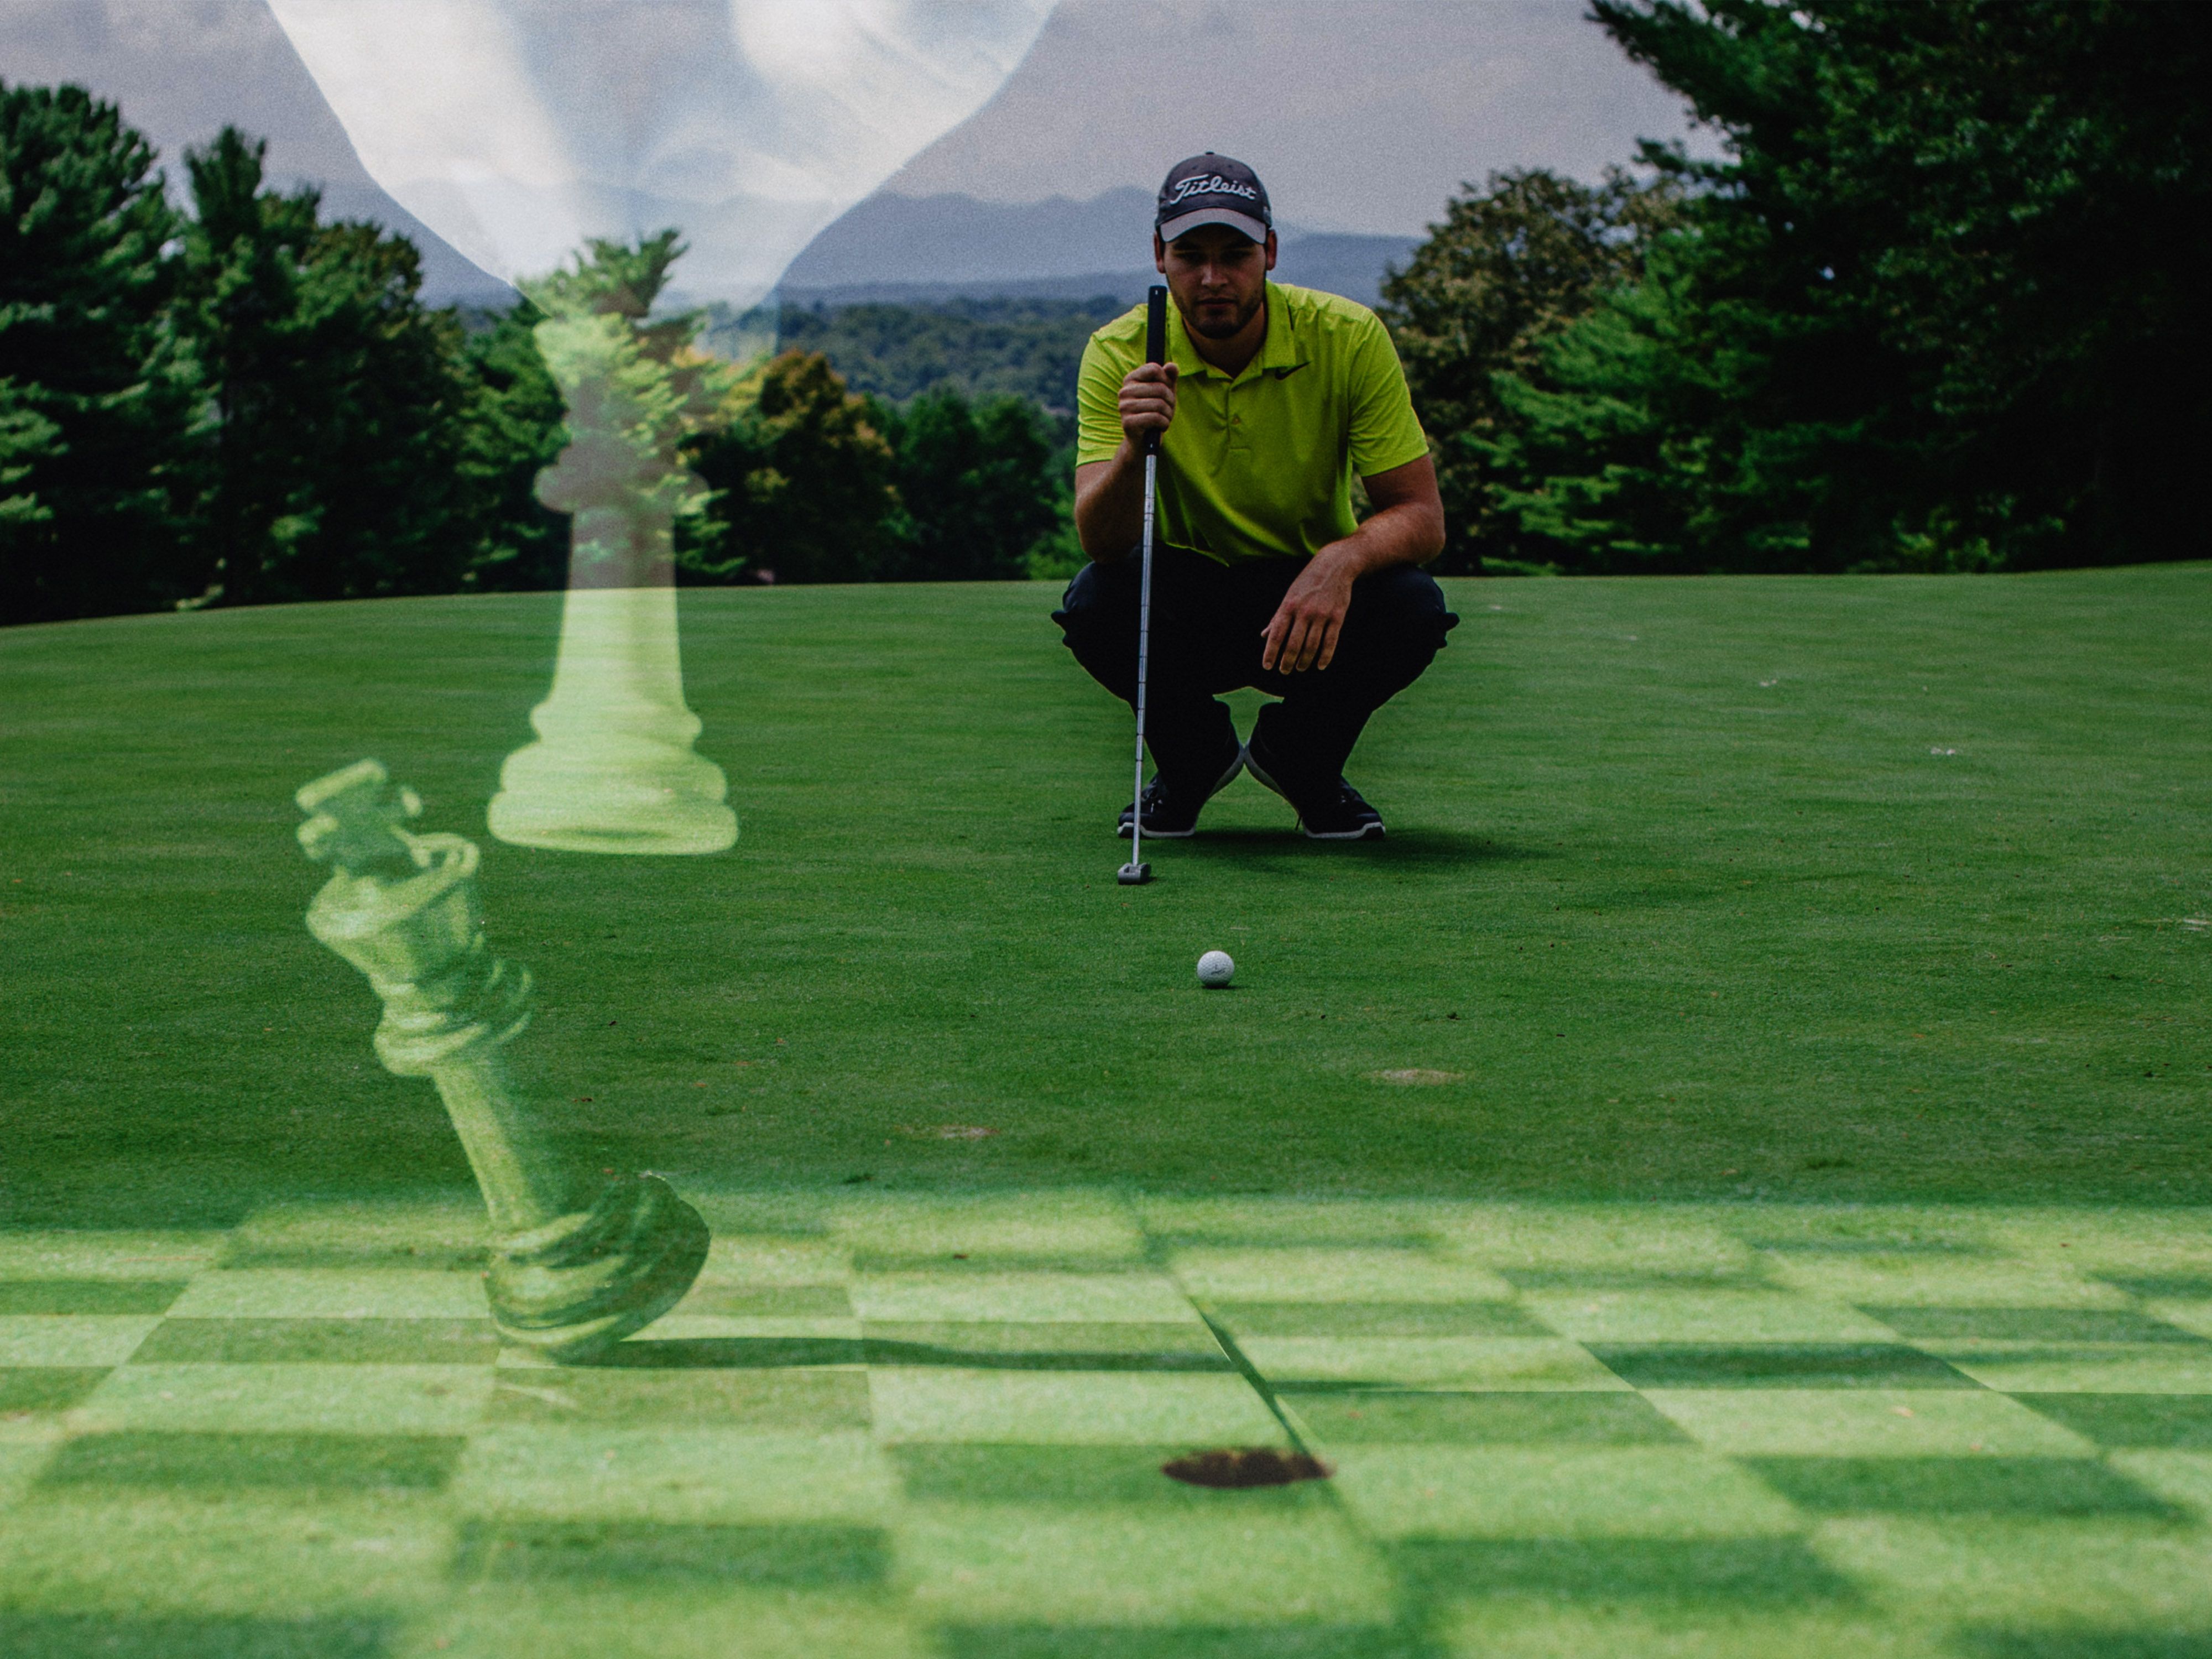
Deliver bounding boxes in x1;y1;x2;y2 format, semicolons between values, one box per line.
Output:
0;82;195;623
175;128;477;606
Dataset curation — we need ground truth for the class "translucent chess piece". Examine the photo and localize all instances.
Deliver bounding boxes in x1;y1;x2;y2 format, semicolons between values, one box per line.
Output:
297;759;709;1359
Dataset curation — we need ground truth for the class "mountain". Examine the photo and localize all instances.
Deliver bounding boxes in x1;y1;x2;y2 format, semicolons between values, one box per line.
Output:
773;191;1420;310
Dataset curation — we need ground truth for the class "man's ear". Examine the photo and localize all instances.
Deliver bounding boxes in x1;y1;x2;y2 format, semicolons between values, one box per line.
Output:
1264;230;1278;273
1154;232;1167;274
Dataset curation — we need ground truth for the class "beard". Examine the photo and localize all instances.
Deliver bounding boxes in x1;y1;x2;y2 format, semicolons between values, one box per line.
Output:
1190;290;1265;340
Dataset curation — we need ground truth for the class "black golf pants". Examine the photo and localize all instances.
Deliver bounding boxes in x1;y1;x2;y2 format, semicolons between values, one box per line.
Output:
1053;546;1458;794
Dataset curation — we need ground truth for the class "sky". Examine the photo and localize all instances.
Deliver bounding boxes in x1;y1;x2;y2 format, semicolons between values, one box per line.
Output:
0;0;1705;287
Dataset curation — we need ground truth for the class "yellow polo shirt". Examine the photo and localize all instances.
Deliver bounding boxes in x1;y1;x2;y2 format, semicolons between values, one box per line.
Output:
1075;281;1429;565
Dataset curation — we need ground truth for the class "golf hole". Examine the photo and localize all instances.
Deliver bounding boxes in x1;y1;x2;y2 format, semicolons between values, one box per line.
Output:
1161;1447;1331;1489
1369;1068;1466;1086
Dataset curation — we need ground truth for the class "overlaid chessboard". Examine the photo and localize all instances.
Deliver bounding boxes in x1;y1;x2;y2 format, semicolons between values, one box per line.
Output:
4;1191;2210;1657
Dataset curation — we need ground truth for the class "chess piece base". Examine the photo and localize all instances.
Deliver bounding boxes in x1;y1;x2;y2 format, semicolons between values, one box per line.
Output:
489;585;737;857
488;1173;711;1363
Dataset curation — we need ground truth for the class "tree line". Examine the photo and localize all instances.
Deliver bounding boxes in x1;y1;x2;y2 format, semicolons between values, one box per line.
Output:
1380;0;2210;575
0;85;1068;625
7;0;2205;620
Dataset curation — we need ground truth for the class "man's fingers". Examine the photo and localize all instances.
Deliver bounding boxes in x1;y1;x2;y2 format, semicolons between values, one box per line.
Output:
1259;608;1288;672
1315;614;1342;671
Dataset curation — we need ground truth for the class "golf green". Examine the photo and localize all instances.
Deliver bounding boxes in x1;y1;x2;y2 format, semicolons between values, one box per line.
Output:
2;566;2209;1656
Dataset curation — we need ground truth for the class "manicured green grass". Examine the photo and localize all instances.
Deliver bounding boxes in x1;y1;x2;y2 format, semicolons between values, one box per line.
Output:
2;566;2208;1224
3;559;2211;1657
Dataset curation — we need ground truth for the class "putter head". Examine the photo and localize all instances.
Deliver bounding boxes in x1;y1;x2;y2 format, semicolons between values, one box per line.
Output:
1117;861;1152;886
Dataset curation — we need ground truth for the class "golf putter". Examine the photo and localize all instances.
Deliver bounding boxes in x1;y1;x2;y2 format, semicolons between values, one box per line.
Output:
1118;283;1170;888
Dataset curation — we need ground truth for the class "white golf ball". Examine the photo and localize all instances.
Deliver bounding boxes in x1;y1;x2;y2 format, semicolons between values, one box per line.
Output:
1196;950;1235;988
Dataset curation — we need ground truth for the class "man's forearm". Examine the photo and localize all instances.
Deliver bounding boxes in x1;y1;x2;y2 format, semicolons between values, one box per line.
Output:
1316;499;1447;577
1072;445;1152;561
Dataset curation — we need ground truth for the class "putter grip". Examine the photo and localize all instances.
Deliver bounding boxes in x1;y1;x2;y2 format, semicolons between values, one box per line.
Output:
1145;285;1167;455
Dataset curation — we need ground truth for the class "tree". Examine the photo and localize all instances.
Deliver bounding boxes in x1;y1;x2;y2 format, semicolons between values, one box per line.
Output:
455;299;568;591
1482;0;2212;572
875;387;1060;581
1378;168;1679;571
0;82;195;624
175;128;478;606
683;350;898;585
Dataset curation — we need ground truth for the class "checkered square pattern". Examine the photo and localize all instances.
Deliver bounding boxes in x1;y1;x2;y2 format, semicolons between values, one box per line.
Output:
4;1194;2211;1656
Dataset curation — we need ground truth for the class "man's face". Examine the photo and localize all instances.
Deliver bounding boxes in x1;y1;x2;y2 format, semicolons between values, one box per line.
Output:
1155;223;1276;340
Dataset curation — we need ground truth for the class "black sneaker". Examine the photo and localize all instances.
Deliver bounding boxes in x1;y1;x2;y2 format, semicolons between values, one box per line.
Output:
1117;745;1244;839
1244;738;1386;841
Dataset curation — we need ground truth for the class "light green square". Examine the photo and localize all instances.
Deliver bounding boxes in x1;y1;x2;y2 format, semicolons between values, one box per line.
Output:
1765;1252;2130;1308
1979;1208;2212;1279
1172;1247;1515;1303
453;1427;894;1524
168;1268;488;1319
1522;1288;1896;1343
1436;1603;1953;1659
868;1368;1282;1446
643;1313;862;1342
829;1191;1144;1264
1429;1206;1756;1277
898;1503;1395;1625
0;1315;160;1366
1645;1389;2097;1456
850;1271;1200;1324
0;1230;226;1280
1817;1515;2212;1625
76;1362;493;1434
1931;1344;2212;1394
0;1491;453;1616
1242;1337;1629;1391
407;1585;924;1659
1331;1445;1803;1540
690;1234;852;1289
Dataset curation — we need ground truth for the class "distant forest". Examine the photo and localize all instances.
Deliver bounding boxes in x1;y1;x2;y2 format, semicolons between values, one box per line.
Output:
774;295;1125;413
3;0;2205;623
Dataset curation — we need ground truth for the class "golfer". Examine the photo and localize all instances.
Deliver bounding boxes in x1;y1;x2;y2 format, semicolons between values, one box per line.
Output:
1056;152;1456;842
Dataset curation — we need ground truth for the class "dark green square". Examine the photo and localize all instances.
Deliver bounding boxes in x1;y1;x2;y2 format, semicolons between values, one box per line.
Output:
1590;1343;1976;1388
0;1368;108;1413
863;1322;1230;1371
2012;1394;2212;1448
40;1430;464;1493
452;1519;888;1585
2099;1277;2212;1302
486;1366;869;1428
1390;1537;1854;1604
0;1612;393;1659
1208;1302;1549;1338
0;1280;185;1315
1954;1627;2212;1659
1286;1389;1690;1446
131;1319;500;1365
938;1625;1423;1659
1867;1307;2207;1344
1744;1455;2183;1517
889;1443;1327;1509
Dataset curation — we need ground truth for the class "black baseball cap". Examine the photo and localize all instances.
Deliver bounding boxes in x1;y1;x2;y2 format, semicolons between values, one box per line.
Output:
1155;153;1272;244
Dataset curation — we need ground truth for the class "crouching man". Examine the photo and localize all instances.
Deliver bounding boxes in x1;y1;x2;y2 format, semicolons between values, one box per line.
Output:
1055;152;1457;842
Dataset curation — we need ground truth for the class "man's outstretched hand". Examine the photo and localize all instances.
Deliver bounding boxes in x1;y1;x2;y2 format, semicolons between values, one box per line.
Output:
1261;547;1359;673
